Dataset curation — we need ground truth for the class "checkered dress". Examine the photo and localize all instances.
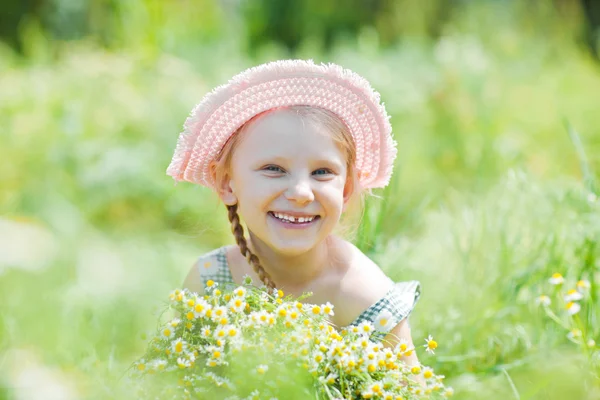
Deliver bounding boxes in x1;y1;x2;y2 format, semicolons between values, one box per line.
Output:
196;247;421;341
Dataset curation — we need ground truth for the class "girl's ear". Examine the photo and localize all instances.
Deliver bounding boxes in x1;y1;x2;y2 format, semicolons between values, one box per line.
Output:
218;176;238;206
211;162;238;206
342;170;356;211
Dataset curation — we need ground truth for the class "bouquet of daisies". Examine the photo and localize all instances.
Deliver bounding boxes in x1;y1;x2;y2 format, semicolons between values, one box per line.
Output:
130;276;453;399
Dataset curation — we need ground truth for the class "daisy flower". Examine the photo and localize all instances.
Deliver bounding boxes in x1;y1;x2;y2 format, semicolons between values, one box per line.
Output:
233;286;247;298
577;279;591;290
564;289;583;301
566;301;581;315
358;321;375;334
549;273;564;285
535;295;551;307
256;364;269;374
228;297;246;313
374;310;393;331
424;335;438;354
567;328;582;340
171;338;187;354
322;302;334;316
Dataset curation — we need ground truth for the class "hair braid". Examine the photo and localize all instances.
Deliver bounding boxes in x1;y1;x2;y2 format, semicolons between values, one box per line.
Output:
226;204;276;290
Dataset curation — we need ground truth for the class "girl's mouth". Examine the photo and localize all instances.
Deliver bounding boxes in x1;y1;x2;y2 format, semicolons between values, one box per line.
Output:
267;211;320;227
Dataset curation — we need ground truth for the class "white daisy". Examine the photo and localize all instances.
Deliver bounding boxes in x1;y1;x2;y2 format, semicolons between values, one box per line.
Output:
564;289;583;301
535;295;551;307
548;273;564;285
322;302;335;316
577;279;591;290
566;301;581;315
374;310;393;331
358;321;375;334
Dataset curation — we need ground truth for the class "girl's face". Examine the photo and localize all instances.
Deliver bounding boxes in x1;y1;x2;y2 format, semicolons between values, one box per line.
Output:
222;109;353;256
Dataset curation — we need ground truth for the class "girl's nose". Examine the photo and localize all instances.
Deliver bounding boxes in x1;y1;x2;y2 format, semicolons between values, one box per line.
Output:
284;178;315;204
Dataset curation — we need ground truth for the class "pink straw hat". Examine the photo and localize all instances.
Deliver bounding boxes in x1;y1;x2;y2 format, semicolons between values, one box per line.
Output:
167;59;396;189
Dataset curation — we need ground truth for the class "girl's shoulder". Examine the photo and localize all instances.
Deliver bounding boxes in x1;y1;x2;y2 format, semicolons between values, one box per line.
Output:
182;246;235;295
329;239;421;332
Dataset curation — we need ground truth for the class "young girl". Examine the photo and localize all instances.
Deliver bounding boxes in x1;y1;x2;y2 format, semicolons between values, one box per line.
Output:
167;60;421;367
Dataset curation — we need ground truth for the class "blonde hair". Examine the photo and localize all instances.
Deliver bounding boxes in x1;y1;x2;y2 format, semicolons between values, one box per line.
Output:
211;105;364;289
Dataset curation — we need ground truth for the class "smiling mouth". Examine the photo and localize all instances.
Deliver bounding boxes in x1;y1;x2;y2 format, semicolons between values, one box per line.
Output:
268;211;321;224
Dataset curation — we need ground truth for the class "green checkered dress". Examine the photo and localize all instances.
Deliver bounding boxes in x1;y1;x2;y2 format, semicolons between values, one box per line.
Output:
195;247;421;341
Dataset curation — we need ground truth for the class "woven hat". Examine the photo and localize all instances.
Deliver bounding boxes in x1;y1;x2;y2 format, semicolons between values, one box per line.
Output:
167;59;396;189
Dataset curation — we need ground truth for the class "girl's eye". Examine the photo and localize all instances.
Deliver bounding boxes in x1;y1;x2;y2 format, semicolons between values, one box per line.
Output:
263;165;284;173
313;168;333;176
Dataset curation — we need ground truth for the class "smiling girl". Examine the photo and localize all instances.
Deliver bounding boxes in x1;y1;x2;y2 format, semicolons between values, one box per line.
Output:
167;60;421;368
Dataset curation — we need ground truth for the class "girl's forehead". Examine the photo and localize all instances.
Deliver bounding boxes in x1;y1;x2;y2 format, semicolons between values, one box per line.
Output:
235;111;343;158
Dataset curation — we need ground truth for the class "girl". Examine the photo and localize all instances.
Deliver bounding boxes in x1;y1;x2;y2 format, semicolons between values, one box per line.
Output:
168;60;421;367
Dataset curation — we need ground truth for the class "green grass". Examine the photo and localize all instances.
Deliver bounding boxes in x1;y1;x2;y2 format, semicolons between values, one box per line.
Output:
1;3;600;398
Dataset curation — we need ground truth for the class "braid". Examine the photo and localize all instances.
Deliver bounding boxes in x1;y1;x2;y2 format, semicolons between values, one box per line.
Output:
226;204;277;290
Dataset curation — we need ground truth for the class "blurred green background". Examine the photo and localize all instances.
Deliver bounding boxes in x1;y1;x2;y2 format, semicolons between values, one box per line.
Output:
1;0;600;399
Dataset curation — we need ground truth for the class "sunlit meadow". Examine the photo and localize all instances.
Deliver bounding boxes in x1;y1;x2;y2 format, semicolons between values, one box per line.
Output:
1;2;600;399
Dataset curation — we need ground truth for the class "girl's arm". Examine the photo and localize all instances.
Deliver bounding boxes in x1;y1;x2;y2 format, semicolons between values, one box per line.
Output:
182;262;205;296
383;319;426;387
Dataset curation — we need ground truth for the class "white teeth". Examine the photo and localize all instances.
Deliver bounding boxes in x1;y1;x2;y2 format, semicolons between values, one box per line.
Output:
272;213;315;223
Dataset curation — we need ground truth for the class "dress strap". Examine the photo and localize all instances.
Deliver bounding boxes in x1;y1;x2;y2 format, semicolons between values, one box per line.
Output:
196;247;235;288
349;280;421;341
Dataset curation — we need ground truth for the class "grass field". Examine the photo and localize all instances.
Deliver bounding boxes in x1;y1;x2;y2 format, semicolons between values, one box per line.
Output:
1;3;599;399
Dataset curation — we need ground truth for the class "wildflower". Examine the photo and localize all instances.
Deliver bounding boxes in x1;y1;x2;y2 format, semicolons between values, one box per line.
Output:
444;387;455;397
214;326;228;339
228;297;246;313
368;382;383;396
256;364;268;374
375;310;393;331
234;286;247;298
201;327;211;338
318;372;338;385
564;289;583;301
567;329;582;340
177;357;192;369
549;273;564;285
410;365;422;375
206;280;215;288
311;305;322;315
161;326;174;339
171;338;187;354
535;295;551;307
243;275;253;285
566;301;581;315
226;325;239;338
424;335;438;354
136;361;146;371
422;366;434;379
577;279;591;290
150;359;167;371
193;299;211;317
358;321;375;334
277;289;285;298
323;302;334;316
395;338;409;354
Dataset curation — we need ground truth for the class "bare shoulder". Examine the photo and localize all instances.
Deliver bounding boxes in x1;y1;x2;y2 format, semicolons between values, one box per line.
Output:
182;261;205;296
328;237;393;326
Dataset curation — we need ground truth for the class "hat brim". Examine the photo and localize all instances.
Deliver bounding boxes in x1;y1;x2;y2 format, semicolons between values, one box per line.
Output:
167;59;396;189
